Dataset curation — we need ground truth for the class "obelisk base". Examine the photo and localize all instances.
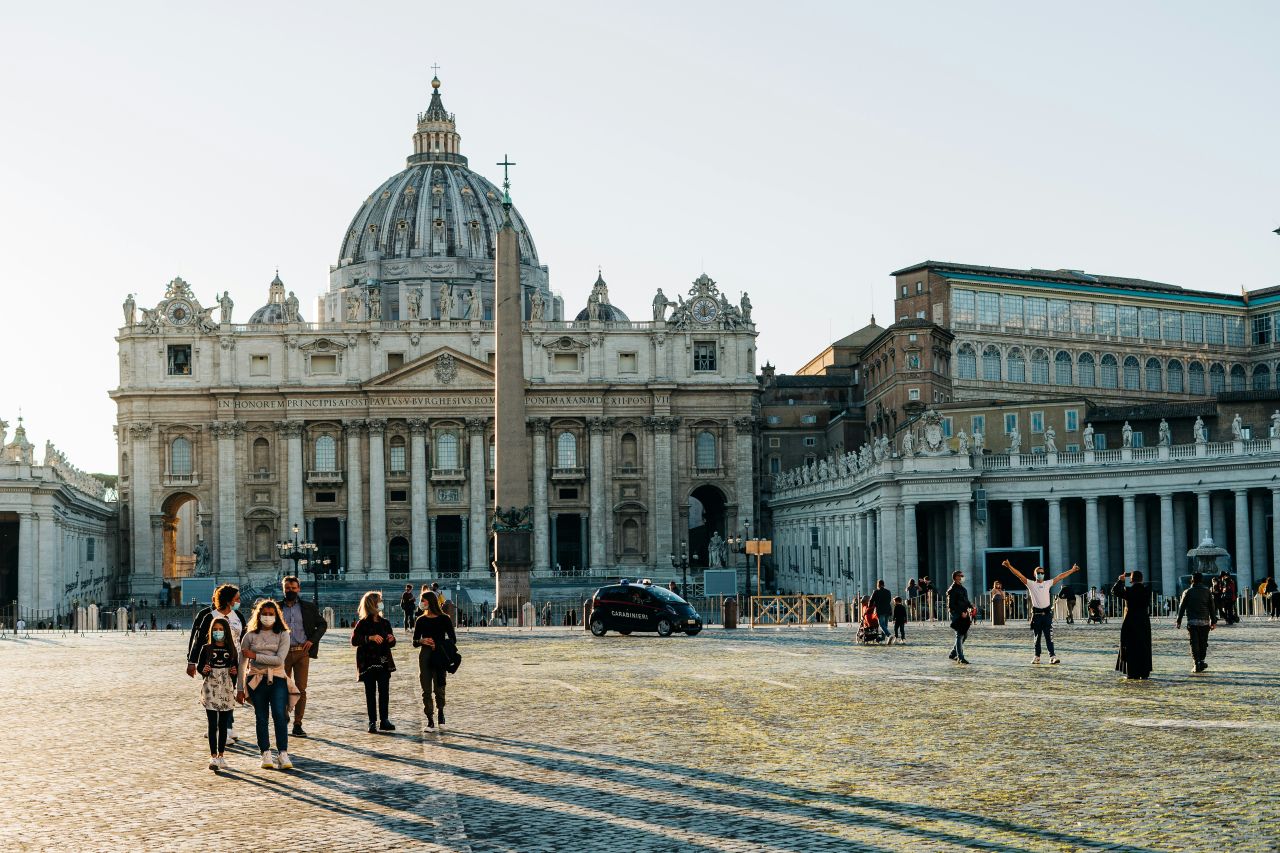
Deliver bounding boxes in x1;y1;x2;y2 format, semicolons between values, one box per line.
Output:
492;528;532;618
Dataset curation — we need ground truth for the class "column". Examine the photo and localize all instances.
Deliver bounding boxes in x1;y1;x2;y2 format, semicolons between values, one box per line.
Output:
38;513;57;611
367;419;388;576
1046;497;1063;572
902;502;918;590
1085;496;1101;590
343;420;365;573
284;420;304;540
213;421;241;576
1211;493;1227;547
1250;497;1266;583
1272;488;1280;579
429;515;438;572
408;420;429;571
1172;495;1188;572
1135;498;1149;572
1097;498;1111;578
867;510;878;584
1196;491;1211;544
956;498;973;579
879;502;899;590
652;417;676;562
1010;499;1025;548
587;418;608;571
1159;492;1175;596
1121;494;1137;573
973;510;989;587
1234;489;1252;592
466;418;488;576
549;513;559;572
531;419;550;575
129;425;155;594
17;512;34;610
733;417;755;533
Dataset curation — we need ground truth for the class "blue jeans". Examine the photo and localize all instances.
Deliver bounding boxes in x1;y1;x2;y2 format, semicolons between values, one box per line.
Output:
1031;611;1055;657
249;677;289;753
951;629;966;661
877;615;890;638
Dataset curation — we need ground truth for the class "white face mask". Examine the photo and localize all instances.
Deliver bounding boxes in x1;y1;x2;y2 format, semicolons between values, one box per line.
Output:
259;614;276;628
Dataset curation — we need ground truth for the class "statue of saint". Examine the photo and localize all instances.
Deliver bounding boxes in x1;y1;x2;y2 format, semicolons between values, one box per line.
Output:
1231;413;1243;439
1121;421;1133;448
708;532;725;568
587;294;601;322
285;291;300;323
652;288;671;322
901;430;914;456
218;290;234;325
468;287;483;321
140;307;160;333
1007;429;1021;455
193;539;211;577
346;292;362;322
957;430;970;455
123;293;136;326
973;430;984;453
740;292;753;323
1193;416;1207;443
1158;419;1171;447
529;288;545;321
368;288;382;321
406;287;422;320
1271;410;1280;438
1083;422;1094;449
1043;424;1057;454
438;284;453;320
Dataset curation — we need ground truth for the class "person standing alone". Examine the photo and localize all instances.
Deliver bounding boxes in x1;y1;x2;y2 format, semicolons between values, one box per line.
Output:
412;590;458;730
400;584;416;630
947;571;975;664
1176;572;1217;673
279;576;327;738
1002;559;1080;664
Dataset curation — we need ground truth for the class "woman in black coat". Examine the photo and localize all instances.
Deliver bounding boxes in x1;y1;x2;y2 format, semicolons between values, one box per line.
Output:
1112;571;1153;679
351;590;397;733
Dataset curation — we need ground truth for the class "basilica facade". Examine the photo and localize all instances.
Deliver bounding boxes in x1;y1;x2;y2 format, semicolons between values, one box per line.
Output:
112;78;760;599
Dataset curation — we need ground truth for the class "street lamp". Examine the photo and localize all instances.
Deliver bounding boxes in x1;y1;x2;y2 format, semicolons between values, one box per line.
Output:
669;540;696;600
277;523;318;598
727;520;751;569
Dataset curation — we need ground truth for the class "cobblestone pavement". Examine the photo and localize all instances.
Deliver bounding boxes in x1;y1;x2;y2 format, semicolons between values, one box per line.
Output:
1;617;1278;851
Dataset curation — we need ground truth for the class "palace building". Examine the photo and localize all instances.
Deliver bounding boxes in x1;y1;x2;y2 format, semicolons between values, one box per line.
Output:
112;77;760;601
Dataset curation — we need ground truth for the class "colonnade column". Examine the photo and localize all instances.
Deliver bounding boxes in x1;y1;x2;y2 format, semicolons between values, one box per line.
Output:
1046;496;1062;572
343;420;365;574
1273;487;1280;580
17;512;34;610
902;502;918;589
1121;494;1137;574
956;498;973;580
1250;498;1267;584
282;420;304;543
1085;496;1101;590
1234;489;1252;592
531;419;550;575
1159;492;1175;595
466;418;488;576
408;419;429;572
880;503;898;590
651;417;676;564
367;419;388;576
587;418;608;571
1010;499;1025;548
867;510;879;585
212;421;241;576
1196;491;1211;544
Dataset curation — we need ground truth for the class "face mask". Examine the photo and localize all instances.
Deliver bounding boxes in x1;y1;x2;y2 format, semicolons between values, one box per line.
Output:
260;615;276;628
232;601;241;611
212;630;225;642
1035;573;1045;581
376;603;384;613
283;591;298;602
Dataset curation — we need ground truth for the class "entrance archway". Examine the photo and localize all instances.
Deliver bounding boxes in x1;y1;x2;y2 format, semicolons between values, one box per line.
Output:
688;484;727;569
161;492;200;601
389;536;410;577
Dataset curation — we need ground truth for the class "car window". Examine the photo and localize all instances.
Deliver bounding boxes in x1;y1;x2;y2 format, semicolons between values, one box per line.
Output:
628;589;649;605
649;587;686;604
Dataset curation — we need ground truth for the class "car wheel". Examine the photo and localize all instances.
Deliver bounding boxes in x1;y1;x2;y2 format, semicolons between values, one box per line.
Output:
656;619;673;637
589;618;607;637
618;629;631;635
685;627;702;636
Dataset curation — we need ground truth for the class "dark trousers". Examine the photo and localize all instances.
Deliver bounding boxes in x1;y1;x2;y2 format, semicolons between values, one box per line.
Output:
206;709;232;755
1188;625;1210;664
402;607;415;629
893;620;905;640
363;670;391;723
419;652;446;716
1031;611;1055;657
248;678;289;753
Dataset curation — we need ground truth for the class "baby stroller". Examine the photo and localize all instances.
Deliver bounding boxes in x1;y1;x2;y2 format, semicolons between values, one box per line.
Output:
857;604;885;644
1086;597;1105;624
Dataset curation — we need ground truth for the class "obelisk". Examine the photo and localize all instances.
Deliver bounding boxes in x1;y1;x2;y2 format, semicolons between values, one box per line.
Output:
491;155;531;615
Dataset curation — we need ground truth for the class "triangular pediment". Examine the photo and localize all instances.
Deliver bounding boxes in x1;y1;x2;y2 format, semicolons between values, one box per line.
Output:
366;346;494;389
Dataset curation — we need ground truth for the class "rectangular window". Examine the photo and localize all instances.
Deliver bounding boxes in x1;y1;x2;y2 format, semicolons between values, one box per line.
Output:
315;491;337;503
1066;444;1080;453
1094;433;1107;450
1065;409;1079;432
769;456;781;474
1139;307;1160;339
1184;311;1203;343
1071;301;1093;334
908;388;920;401
942;417;953;438
249;355;269;376
1095;303;1117;336
908;333;918;342
310;354;338;374
86;538;95;561
389;444;406;473
766;415;780;425
800;414;818;424
1162;311;1182;342
768;437;781;448
1000;294;1023;329
1049;299;1070;333
1205;313;1224;345
1003;413;1017;435
693;342;717;371
389;489;408;502
977;292;1000;325
1025;297;1047;331
1030;411;1044;433
386;352;405;372
1131;431;1145;448
1226;316;1245;346
553;352;579;372
617;352;638;373
1252;314;1272;346
1118;305;1139;337
803;437;816;447
952;289;975;324
810;527;820;549
167;345;192;376
971;415;986;437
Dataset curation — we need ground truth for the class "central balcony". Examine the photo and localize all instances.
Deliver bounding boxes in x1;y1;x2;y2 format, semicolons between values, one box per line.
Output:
431;467;465;482
551;466;586;481
306;469;344;485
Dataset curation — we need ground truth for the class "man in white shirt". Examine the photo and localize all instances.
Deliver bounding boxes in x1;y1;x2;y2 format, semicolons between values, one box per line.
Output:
1001;559;1081;665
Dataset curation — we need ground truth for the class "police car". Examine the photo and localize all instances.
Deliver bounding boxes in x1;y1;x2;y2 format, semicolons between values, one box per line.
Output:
588;579;703;637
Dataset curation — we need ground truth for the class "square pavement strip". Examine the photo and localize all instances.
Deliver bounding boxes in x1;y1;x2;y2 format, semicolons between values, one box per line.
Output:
1;620;1278;851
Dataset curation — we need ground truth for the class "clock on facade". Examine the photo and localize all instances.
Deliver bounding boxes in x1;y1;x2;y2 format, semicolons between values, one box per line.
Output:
691;296;718;325
166;300;193;326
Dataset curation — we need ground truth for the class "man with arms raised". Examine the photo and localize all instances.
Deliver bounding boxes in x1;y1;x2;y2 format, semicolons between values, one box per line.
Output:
1001;559;1081;665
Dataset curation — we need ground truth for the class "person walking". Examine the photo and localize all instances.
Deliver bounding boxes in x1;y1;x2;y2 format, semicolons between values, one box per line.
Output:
871;581;893;643
989;580;1008;626
890;596;907;645
1057;585;1078;625
197;616;238;771
1219;572;1239;624
1175;571;1217;673
412;590;458;730
279;575;327;739
187;584;245;745
1112;571;1153;680
352;591;397;733
1002;559;1081;664
918;576;934;621
947;571;975;664
399;584;416;630
1259;576;1279;619
236;599;294;770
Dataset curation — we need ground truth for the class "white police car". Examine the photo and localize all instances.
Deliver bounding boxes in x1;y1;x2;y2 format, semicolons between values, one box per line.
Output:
588;579;703;637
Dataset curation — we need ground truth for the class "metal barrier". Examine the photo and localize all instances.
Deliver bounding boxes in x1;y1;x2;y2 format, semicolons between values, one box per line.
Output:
750;594;837;628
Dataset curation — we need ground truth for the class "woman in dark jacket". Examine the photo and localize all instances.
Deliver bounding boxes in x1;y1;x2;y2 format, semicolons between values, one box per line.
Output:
1112;571;1153;679
412;590;458;730
351;591;397;733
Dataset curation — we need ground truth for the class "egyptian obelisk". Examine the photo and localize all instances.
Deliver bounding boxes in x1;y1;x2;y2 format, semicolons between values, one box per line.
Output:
491;156;532;615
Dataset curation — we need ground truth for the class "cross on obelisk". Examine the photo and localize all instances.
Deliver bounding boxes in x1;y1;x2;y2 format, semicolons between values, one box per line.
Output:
497;154;516;205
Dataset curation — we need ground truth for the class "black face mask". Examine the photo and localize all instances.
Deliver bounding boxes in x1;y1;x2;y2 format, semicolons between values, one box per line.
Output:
283;591;298;603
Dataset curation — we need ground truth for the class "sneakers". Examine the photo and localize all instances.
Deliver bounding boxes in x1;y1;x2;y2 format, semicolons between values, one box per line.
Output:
958;659;971;665
948;650;957;660
208;757;219;771
261;751;276;769
277;751;293;770
379;720;396;731
1050;656;1061;665
216;756;229;771
1033;656;1041;665
227;730;238;745
291;725;307;738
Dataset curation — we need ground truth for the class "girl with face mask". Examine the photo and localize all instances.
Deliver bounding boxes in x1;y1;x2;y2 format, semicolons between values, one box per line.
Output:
237;599;294;770
198;616;239;770
352;591;397;733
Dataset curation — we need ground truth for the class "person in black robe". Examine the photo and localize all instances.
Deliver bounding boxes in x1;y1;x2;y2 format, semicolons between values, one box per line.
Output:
1112;570;1153;679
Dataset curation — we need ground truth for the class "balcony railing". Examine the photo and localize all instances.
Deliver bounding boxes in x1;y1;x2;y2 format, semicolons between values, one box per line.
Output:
306;469;344;484
250;471;275;481
550;466;586;480
163;472;199;486
431;468;465;482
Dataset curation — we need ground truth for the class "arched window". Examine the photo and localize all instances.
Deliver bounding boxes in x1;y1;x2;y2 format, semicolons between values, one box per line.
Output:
1007;348;1025;383
956;344;976;380
695;430;717;469
556;431;578;468
389;435;406;473
1230;364;1246;392
622;518;640;554
252;437;270;473
1078;353;1096;387
435;432;459;469
314;435;336;471
1030;350;1049;384
1100;354;1119;389
1209;363;1225;393
1123;356;1140;390
170;436;193;476
1253;364;1271;390
981;346;1001;381
620;433;639;471
1167;359;1184;393
1145;358;1163;391
1188;361;1205;395
1054;350;1073;385
254;524;272;560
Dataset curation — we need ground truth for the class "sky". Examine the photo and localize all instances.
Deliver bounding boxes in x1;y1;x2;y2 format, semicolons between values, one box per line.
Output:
1;1;1277;474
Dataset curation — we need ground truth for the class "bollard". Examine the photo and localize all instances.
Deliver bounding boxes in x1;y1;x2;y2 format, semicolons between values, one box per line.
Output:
723;596;738;629
323;607;335;630
521;601;535;630
116;607;128;631
833;598;847;626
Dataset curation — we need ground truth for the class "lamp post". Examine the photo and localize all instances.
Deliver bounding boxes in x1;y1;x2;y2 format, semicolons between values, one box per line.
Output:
669;540;694;600
727;520;751;570
277;523;318;600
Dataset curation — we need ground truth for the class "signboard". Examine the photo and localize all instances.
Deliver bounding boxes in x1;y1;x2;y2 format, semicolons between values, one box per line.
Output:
703;569;739;597
982;547;1044;593
181;577;217;608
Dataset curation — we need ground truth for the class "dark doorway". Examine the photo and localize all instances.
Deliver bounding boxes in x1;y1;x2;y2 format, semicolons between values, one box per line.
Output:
0;516;18;605
688;485;727;569
389;536;410;577
312;518;341;574
555;513;583;573
436;515;463;575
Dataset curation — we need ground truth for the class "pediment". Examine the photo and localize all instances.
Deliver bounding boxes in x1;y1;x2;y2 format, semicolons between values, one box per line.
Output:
299;337;348;353
366;346;494;389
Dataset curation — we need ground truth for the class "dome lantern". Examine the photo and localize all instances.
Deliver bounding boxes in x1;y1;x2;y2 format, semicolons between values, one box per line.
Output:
411;75;464;166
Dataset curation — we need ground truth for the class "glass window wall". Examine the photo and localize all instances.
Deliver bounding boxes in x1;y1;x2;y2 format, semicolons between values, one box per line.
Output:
952;290;975;324
1119;305;1138;337
1162;310;1182;342
1000;294;1023;329
1139;308;1160;339
1025;297;1047;331
1096;303;1117;336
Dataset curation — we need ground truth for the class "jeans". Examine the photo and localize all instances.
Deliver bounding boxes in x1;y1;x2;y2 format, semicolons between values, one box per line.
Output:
951;630;966;661
206;709;232;755
363;670;391;723
877;615;890;638
249;677;289;753
419;653;446;717
1188;625;1210;664
1031;611;1055;657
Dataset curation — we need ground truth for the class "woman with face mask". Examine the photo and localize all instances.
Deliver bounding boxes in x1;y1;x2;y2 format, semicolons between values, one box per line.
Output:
236;599;294;769
352;591;397;733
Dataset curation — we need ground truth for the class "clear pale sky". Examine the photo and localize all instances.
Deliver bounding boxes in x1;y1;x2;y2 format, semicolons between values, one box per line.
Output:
2;1;1277;474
